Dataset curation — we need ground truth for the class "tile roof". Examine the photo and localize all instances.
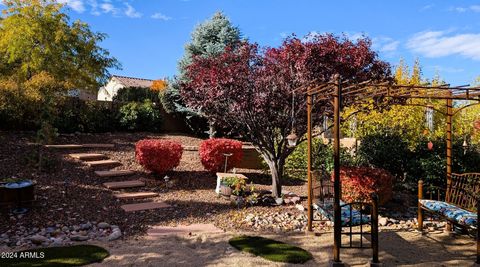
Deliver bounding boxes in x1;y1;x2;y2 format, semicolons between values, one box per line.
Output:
112;75;154;88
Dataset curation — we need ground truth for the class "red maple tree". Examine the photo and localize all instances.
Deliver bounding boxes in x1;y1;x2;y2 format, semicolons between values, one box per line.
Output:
181;34;390;197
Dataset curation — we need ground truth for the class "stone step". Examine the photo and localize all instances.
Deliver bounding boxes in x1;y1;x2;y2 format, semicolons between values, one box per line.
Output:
95;170;135;177
103;180;145;189
121;202;170;212
82;144;115;148
114;192;158;200
44;144;84;149
69;153;108;161
86;160;121;167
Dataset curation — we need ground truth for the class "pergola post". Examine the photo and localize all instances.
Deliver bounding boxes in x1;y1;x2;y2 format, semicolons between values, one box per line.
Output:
446;96;453;203
307;93;313;232
333;74;342;264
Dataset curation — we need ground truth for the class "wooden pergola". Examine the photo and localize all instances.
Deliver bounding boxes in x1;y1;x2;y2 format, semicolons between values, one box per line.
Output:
301;74;480;265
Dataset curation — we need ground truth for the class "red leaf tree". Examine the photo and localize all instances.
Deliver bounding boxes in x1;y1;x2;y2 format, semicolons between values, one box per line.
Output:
181;34;390;197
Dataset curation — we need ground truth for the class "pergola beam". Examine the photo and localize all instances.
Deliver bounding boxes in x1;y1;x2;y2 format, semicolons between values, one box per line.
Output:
301;77;480;265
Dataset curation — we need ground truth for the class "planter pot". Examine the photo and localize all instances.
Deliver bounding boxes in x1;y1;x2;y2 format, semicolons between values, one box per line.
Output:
0;180;35;206
220;185;232;197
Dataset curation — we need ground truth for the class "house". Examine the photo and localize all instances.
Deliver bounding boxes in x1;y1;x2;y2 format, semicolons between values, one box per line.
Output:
97;75;154;101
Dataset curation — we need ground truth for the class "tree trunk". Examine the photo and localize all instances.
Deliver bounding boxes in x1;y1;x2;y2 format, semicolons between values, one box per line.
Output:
208;121;216;139
265;158;284;198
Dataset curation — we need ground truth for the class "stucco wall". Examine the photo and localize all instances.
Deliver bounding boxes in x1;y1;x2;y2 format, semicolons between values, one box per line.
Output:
97;78;124;101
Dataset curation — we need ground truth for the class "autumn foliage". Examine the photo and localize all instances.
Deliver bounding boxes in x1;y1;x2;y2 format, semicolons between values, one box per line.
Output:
337;166;394;205
199;138;243;172
135;139;183;174
181;34;391;197
151;79;167;91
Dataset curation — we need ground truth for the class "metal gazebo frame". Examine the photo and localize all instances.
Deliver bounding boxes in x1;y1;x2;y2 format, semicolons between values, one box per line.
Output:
301;74;480;265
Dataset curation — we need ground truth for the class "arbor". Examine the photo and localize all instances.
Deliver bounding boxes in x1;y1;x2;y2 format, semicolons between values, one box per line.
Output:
181;35;390;197
0;0;119;139
160;12;241;136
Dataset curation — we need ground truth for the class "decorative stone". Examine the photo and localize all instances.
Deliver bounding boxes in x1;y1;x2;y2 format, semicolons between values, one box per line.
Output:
107;229;122;241
379;217;389;226
70;235;89;241
80;222;92;230
295;204;305;211
97;222;110;229
30;235;48;245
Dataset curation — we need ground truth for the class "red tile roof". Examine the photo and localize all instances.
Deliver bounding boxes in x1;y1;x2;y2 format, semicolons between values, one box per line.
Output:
112;75;154;88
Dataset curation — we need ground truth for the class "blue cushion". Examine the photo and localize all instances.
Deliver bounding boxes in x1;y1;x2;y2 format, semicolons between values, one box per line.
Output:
314;200;371;227
419;199;477;227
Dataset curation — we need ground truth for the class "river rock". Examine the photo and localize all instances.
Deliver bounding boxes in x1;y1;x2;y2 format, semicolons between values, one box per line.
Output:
295;204;305;211
97;222;110;229
30;235;48;245
379;217;389;226
80;222;92;230
70;235;89;241
107;229;122;241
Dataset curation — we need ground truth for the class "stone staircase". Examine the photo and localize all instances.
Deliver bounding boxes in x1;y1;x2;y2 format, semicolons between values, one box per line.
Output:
46;143;170;212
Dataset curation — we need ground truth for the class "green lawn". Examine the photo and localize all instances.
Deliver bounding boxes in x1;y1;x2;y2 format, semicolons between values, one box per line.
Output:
0;245;109;267
229;235;313;264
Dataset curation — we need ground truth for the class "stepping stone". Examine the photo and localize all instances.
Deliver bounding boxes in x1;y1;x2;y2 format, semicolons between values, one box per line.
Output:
147;224;223;236
121;201;170;212
86;159;120;167
69;153;107;160
95;170;135;177
82;144;115;148
44;144;83;149
114;192;158;199
103;180;145;189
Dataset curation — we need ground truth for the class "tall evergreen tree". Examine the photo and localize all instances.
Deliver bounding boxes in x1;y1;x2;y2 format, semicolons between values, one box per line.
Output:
160;12;241;136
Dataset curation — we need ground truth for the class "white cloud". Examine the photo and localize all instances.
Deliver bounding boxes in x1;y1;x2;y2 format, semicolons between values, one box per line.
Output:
470;5;480;12
100;2;118;15
380;41;399;52
429;65;464;73
151;12;171;21
407;31;480;60
124;3;142;18
58;0;86;13
420;4;434;11
86;0;100;16
452;5;480;13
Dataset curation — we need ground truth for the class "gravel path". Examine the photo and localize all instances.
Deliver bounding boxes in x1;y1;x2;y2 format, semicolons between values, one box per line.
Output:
88;228;478;266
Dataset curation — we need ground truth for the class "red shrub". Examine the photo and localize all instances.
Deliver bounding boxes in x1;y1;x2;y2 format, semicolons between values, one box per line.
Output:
334;166;393;205
199;138;243;172
135;139;183;174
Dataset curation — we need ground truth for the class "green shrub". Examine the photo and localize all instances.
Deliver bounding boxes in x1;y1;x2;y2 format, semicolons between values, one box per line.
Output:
113;86;159;102
285;137;358;180
357;131;411;178
117;100;162;132
54;99;116;133
357;131;480;188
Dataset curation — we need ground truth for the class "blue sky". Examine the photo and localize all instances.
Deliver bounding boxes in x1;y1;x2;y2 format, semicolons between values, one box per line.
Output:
19;1;480;85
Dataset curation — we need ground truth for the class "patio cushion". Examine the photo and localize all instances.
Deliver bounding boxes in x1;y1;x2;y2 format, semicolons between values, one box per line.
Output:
314;200;371;227
419;199;477;228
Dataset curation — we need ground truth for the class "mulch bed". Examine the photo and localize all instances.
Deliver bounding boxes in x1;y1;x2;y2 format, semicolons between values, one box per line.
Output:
0;131;308;239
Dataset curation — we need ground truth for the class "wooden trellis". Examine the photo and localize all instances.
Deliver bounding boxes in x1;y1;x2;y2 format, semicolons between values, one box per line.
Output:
300;74;480;265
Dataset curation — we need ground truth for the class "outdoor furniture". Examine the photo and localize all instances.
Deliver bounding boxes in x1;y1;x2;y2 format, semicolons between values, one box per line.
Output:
215;173;248;194
313;176;379;264
418;173;479;264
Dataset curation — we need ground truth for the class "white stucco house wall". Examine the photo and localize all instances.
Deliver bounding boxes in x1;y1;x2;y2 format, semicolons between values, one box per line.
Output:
97;75;154;101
